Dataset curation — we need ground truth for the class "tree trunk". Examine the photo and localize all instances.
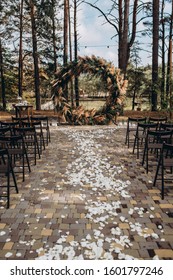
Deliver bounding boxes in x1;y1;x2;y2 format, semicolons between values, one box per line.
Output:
30;0;41;110
151;0;159;111
18;0;24;97
166;0;173;117
52;0;57;73
169;39;173;119
161;0;165;109
132;68;137;110
118;0;123;70
0;39;6;110
63;0;68;65
86;0;139;74
119;0;130;74
68;0;74;108
74;0;79;107
63;0;69;101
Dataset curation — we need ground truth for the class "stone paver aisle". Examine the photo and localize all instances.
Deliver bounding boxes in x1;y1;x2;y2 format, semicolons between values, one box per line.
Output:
0;125;173;260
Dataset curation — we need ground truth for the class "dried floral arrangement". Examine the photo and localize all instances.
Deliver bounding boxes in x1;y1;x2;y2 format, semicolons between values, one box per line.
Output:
52;55;128;125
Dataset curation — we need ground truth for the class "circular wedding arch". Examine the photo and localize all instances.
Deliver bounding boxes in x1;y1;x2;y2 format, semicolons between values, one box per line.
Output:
52;55;127;124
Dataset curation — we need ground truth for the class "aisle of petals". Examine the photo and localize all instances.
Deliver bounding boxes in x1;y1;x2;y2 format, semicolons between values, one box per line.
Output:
37;127;163;260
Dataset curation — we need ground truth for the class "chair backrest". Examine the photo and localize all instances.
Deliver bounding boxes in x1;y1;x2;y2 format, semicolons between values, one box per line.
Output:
13;126;36;137
128;117;147;123
147;129;173;143
160;142;173;160
0;126;12;136
137;122;158;130
12;116;30;121
162;142;173;152
31;116;49;127
0;134;24;149
0;148;8;156
0;148;10;165
136;122;158;135
127;117;147;132
31;121;43;133
21;121;31;127
31;120;42;126
160;122;173;130
0;148;11;169
148;116;167;123
0;121;19;128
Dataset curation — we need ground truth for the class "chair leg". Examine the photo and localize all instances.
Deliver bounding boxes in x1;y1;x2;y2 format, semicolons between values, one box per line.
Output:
133;131;137;155
142;142;146;166
125;126;129;145
7;171;10;209
146;147;149;173
11;165;18;194
22;153;25;182
137;136;140;159
153;158;161;186
48;129;51;143
24;149;31;173
161;160;164;200
127;130;130;148
6;164;18;208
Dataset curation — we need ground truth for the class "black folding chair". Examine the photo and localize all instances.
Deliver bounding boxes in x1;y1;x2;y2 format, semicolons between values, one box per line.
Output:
31;116;50;145
133;122;158;159
125;117;147;148
14;126;40;165
153;143;173;199
142;130;173;173
0;148;18;208
0;135;31;181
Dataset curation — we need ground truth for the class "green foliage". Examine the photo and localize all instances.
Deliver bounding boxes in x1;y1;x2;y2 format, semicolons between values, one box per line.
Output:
78;73;107;97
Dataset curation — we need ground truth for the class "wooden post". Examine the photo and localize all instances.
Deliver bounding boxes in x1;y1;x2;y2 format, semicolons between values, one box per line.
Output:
169;39;173;119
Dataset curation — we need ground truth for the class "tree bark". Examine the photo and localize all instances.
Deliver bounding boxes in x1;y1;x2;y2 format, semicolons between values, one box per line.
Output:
118;0;123;70
151;0;159;111
166;0;173;116
74;0;79;107
30;0;41;110
68;0;74;107
18;0;24;97
0;39;6;110
118;0;130;73
86;0;139;74
63;0;69;65
51;0;57;73
160;0;165;109
63;0;69;100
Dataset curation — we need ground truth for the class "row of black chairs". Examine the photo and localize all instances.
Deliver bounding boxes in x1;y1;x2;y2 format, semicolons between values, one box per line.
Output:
1;116;50;145
125;116;168;148
0;116;51;208
125;116;173;199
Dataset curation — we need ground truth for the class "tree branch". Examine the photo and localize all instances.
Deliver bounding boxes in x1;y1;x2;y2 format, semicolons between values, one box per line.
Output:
84;1;119;34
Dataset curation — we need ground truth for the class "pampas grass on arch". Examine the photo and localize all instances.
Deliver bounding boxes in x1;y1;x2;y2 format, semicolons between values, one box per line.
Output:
52;55;128;125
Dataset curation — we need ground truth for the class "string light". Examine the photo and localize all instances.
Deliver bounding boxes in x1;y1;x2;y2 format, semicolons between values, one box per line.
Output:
80;44;117;49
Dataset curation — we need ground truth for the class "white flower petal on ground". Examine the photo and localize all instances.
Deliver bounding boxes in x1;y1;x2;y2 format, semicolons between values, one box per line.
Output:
0;231;6;236
5;252;13;258
119;216;126;222
111;227;122;236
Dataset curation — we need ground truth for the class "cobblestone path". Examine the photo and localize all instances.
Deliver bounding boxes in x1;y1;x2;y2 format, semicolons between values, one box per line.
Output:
0;125;173;260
